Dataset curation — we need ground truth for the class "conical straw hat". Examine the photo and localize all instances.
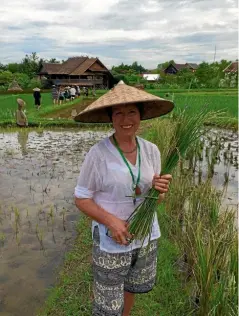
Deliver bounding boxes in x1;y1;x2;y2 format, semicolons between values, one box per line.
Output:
33;87;41;91
17;98;26;107
75;81;174;123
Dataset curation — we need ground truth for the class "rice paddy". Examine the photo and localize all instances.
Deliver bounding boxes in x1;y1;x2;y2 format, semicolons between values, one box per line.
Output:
0;88;238;315
0;89;238;129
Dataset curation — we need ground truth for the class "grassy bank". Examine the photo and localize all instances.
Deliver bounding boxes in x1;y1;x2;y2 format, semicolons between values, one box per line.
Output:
0;92;100;127
37;209;190;316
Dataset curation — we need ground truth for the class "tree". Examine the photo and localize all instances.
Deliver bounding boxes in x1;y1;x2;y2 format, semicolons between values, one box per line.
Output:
157;60;175;71
131;61;146;74
20;52;42;78
0;63;7;71
0;70;13;84
177;68;197;88
15;73;30;89
7;63;21;73
48;58;61;63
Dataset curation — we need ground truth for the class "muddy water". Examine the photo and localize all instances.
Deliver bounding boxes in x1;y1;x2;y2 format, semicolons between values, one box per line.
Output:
193;128;238;207
0;127;238;316
43;98;95;119
0;128;110;316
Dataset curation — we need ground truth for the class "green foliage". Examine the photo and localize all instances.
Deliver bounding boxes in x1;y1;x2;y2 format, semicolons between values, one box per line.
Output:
112;61;146;75
7;63;22;73
28;78;43;89
157;60;175;71
14;73;30;89
20;52;42;78
0;70;13;84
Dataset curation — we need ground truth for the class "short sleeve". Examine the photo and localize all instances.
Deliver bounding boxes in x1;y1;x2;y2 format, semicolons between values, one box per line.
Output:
74;148;102;199
152;144;161;175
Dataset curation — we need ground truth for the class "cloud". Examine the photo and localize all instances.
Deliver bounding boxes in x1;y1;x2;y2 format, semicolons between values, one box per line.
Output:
0;0;238;68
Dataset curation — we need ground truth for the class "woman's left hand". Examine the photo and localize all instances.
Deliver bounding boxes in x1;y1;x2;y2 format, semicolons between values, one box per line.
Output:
152;174;172;193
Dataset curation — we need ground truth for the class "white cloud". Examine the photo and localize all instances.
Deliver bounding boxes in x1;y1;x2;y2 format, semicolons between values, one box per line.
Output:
0;0;238;68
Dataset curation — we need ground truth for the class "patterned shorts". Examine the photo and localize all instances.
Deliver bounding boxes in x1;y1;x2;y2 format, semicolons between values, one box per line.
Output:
92;227;158;316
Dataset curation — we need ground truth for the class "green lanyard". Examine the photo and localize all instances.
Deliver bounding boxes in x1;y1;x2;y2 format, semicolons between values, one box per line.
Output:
113;134;141;205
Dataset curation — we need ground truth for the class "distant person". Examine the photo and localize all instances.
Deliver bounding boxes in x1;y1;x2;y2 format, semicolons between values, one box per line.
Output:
76;85;80;97
85;87;89;97
16;98;28;127
52;85;59;105
70;86;76;100
58;87;65;105
33;87;41;110
92;88;96;97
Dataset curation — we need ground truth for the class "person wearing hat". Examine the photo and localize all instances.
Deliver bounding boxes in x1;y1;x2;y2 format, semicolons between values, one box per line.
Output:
33;87;41;110
16;98;28;127
74;81;174;316
52;85;59;105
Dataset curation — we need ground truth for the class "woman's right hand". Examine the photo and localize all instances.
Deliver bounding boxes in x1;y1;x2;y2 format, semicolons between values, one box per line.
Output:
107;216;132;245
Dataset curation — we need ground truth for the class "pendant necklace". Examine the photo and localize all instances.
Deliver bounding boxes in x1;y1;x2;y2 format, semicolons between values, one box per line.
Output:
113;134;141;205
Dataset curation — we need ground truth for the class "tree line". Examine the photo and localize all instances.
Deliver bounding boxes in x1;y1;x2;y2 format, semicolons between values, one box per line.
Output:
112;60;237;89
0;53;237;90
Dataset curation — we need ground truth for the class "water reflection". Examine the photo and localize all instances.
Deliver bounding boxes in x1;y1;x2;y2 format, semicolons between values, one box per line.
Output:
17;130;29;155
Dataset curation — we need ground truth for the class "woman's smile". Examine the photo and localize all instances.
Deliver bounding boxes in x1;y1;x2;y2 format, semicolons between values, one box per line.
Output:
121;125;133;129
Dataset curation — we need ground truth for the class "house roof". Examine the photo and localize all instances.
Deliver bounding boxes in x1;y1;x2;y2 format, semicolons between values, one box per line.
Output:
174;63;188;70
40;63;62;74
164;63;198;72
186;63;198;69
40;57;111;76
223;61;238;73
70;58;98;75
55;57;88;75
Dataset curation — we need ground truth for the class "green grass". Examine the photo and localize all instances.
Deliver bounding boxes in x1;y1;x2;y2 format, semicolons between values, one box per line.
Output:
37;208;190;316
0;89;238;129
0;92;101;127
147;90;238;130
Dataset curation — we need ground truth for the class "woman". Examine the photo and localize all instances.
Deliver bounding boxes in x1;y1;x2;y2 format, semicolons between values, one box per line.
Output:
33;87;41;110
16;98;28;127
74;81;174;316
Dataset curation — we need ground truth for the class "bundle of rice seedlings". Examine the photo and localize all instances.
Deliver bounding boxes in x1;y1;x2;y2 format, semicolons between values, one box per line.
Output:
128;107;223;242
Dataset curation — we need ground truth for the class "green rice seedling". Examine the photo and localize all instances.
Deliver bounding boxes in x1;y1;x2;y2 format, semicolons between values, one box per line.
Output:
223;151;228;161
205;147;210;158
0;232;5;247
186;210;237;316
35;224;45;251
0;206;3;225
175;181;237;315
198;168;202;185
48;205;55;227
13;207;21;240
128;108;224;242
61;207;66;231
164;171;193;239
223;171;229;186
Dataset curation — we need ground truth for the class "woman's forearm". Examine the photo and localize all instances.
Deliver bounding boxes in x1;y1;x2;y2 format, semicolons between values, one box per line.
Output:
75;197;114;227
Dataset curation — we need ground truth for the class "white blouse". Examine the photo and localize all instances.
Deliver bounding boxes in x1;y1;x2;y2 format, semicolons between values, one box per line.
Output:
74;136;161;253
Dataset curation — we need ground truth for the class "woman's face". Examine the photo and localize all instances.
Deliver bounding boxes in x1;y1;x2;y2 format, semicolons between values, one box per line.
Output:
112;104;140;138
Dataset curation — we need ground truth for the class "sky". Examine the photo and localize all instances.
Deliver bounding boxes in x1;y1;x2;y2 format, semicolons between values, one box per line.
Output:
0;0;238;69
